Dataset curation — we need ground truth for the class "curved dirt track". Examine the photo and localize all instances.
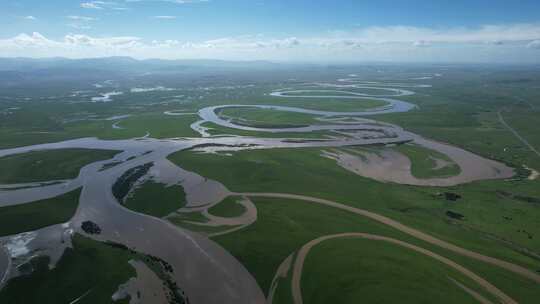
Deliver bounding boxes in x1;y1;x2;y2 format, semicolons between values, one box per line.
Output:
450;277;494;304
237;192;540;285
291;233;515;304
0;78;531;303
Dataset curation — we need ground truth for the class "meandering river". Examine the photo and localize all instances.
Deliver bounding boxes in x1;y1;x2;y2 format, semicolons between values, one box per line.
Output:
0;78;516;303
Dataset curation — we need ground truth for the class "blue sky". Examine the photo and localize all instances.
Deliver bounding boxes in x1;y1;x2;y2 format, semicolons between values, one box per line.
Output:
1;0;540;62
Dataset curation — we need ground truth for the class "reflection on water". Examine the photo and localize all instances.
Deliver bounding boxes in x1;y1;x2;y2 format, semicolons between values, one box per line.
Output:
0;78;514;304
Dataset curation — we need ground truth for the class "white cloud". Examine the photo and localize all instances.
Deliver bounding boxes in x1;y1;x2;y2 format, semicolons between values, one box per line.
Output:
10;32;55;47
68;24;93;30
1;24;540;63
527;40;540;49
23;16;37;20
67;15;96;30
170;0;209;3
413;40;431;47
68;15;97;21
126;0;209;3
196;36;302;49
281;37;300;47
153;16;177;19
168;0;209;3
64;34;141;48
81;1;128;10
81;2;103;9
321;24;540;45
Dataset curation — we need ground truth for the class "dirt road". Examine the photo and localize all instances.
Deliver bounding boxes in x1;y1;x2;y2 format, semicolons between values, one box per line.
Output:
238;192;540;285
498;110;540;158
290;233;515;304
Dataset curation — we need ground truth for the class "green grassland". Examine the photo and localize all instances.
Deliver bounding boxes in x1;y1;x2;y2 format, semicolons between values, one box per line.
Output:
118;180;227;233
210;196;529;303
264;97;389;112
0;149;119;184
0;235;148;304
81;113;200;139
502;110;540;148
500;108;540;167
0;189;81;237
208;196;246;218
302;237;487;304
167;196;245;235
212;196;409;296
396;143;461;178
2;66;540;303
375;72;540;171
169;148;540;265
283;91;362;97
378;106;539;170
124;181;186;218
0;101;200;149
219;107;319;128
270;256;294;304
51;112;199;140
282;87;390;96
170;148;540;302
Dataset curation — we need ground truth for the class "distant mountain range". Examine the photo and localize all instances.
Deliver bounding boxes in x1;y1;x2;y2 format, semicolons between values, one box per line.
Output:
0;57;283;72
0;57;295;91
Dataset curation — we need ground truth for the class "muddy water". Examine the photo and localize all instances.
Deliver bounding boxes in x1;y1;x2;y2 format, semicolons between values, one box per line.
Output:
413;136;514;184
0;79;515;303
320;129;514;187
1;134;420;304
0;181;78;207
322;142;513;187
271;88;413;98
0;223;73;290
0;139;262;303
196;85;512;186
113;260;169;304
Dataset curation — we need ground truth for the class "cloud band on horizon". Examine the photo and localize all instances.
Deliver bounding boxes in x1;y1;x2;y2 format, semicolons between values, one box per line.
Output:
0;23;539;63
